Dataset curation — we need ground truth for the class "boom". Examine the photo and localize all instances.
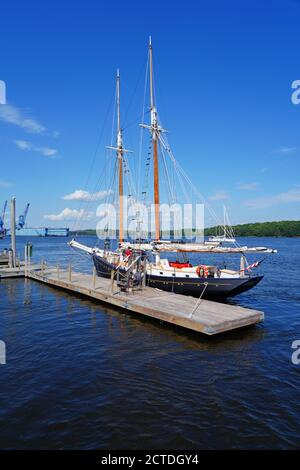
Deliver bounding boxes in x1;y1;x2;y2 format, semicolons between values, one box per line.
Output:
17;203;30;229
0;200;7;238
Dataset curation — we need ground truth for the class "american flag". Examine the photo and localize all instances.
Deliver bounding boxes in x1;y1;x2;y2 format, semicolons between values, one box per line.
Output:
240;258;264;272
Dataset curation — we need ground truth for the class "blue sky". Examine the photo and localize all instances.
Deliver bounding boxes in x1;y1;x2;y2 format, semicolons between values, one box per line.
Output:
0;0;300;229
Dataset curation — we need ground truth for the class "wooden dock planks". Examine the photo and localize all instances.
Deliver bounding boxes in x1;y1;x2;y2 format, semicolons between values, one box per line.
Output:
27;267;264;336
0;266;26;278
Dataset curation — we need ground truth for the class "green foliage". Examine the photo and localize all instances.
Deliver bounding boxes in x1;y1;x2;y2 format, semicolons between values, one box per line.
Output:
71;221;300;238
204;220;300;237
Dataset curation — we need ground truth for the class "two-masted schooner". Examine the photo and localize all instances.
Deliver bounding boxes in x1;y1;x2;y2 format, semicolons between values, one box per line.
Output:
70;38;276;299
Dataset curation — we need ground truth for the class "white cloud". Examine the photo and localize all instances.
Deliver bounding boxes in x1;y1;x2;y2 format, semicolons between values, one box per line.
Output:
238;182;259;190
14;140;57;158
36;147;57;157
43;208;93;221
0;179;12;188
246;187;300;209
0;104;46;134
63;189;113;201
275;147;296;154
209;190;229;201
15;140;32;150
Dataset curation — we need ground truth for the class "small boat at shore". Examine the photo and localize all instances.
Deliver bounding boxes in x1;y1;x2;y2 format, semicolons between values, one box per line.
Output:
208;206;236;244
70;38;276;299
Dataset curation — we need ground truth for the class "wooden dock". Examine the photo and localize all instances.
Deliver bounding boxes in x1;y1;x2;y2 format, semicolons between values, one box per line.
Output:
0;265;26;278
0;264;40;279
26;265;264;336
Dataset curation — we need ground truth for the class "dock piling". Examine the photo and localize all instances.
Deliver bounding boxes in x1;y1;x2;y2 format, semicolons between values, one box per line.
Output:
92;266;96;290
8;250;13;269
10;197;16;268
68;263;72;282
24;243;32;277
24;246;27;277
110;269;115;293
142;258;147;288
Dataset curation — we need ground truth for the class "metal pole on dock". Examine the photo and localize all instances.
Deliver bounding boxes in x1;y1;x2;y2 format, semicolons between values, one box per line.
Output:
110;269;115;293
57;264;60;279
24;245;27;277
240;255;246;278
10;197;16;268
142;258;147;288
28;245;31;274
92;266;96;290
68;263;72;282
8;250;13;268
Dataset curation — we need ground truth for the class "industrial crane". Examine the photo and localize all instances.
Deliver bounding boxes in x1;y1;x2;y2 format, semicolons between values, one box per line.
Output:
16;203;30;230
0;201;30;238
0;200;7;239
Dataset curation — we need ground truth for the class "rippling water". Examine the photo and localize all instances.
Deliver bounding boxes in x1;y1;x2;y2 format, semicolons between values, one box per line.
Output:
0;236;300;449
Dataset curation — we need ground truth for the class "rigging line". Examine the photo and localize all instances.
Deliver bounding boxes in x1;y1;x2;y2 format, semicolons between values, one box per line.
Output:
122;110;150;132
160;133;223;224
224;209;236;239
123;156;136;203
137;51;149;197
141;135;153;206
98;157;118;244
159;134;190;203
74;84;118;234
73;153;112;234
160;135;190;205
157;124;243;249
72;86;116;233
160;142;176;204
76;151;117;251
176;162;243;250
122;50;148;128
110;84;117;148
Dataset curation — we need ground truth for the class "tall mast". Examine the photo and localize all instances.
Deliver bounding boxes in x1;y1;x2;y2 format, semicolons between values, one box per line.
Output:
107;70;131;243
116;69;124;243
149;36;160;241
140;37;166;241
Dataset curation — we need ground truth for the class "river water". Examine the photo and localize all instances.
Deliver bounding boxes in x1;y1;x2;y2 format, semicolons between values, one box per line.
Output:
0;236;300;449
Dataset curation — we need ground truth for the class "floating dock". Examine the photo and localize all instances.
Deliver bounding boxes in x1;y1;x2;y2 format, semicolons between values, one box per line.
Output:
1;196;264;336
23;265;264;336
0;264;40;278
0;266;26;278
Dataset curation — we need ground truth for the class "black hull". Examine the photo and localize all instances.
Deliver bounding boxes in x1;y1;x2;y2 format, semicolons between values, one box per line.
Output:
92;254;263;299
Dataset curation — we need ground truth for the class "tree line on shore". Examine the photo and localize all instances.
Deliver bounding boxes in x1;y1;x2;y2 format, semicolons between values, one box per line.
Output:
205;220;300;237
70;220;300;238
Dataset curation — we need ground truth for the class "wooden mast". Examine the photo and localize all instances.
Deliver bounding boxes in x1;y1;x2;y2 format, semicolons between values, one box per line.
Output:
107;70;132;244
117;69;124;243
149;37;160;241
116;69;124;243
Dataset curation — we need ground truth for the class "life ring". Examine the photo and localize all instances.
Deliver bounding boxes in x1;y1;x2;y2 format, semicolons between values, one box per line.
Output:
196;265;209;278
